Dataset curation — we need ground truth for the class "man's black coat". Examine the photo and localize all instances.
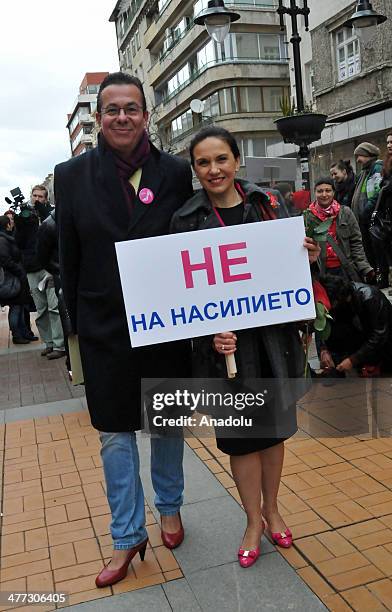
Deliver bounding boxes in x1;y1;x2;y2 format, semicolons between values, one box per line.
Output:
55;140;193;432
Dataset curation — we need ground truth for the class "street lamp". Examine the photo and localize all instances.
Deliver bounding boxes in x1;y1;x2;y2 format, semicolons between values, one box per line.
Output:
343;0;387;45
194;0;240;44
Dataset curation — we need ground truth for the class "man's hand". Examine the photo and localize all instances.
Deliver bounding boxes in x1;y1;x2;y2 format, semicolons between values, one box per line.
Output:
320;349;335;370
336;358;353;372
213;332;237;355
303;237;320;264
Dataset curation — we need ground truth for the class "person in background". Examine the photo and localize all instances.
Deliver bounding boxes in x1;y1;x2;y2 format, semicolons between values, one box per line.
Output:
319;274;392;376
275;182;301;216
369;132;392;288
351;142;383;268
330;159;355;208
4;210;15;234
15;185;65;359
303;177;373;282
0;216;32;344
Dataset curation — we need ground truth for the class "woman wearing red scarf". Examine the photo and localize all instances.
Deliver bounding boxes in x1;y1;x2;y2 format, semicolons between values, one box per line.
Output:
305;177;373;282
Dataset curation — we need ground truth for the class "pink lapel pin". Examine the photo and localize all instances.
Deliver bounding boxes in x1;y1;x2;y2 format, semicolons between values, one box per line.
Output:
139;188;154;204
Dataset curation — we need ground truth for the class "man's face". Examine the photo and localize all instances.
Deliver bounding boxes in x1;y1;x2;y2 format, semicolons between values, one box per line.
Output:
356;154;371;166
31;189;47;206
5;213;14;229
96;84;149;157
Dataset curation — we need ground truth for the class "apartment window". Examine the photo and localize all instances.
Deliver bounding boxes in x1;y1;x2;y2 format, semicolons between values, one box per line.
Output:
194;0;208;18
239;87;262;112
203;92;220;117
236;33;259;59
259;34;281;60
158;0;170;12
131;35;136;57
135;28;141;50
263;87;284;112
197;40;215;70
219;88;239;114
336;27;360;81
171;109;193;138
168;64;190;95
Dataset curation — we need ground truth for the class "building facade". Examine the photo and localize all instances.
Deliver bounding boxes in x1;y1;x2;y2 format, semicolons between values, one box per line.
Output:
66;72;109;157
269;0;392;180
109;0;290;175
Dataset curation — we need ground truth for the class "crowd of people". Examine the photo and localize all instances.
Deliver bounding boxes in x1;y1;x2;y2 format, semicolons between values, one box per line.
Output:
1;71;391;586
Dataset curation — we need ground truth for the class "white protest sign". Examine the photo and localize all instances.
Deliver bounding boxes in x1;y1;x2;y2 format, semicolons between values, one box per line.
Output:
115;217;315;347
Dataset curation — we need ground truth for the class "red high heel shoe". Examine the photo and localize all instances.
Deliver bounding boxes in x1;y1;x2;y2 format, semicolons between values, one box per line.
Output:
270;528;293;548
95;538;148;588
238;520;265;568
161;513;184;549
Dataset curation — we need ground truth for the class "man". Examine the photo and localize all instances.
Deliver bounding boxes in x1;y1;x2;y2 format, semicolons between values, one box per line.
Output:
351;142;383;268
275;182;301;217
55;72;193;588
14;186;65;358
319;274;392;375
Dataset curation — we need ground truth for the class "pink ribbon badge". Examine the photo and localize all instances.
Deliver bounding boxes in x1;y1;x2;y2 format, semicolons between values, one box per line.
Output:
139;188;154;205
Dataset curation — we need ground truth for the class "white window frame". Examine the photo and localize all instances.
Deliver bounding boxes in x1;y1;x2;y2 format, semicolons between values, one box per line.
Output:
335;27;361;82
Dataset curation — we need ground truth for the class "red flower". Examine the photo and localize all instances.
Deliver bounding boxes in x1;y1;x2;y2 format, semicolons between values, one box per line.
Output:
312;280;331;311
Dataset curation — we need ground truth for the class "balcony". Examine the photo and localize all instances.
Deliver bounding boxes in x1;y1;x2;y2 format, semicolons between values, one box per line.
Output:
145;0;279;50
158;60;288;121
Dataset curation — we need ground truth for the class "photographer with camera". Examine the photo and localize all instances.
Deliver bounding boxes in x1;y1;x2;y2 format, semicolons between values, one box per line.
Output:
14;185;65;359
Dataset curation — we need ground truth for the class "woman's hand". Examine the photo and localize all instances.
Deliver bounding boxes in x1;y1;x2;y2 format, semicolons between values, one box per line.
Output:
213;332;237;355
336;358;353;372
320;349;335;370
303;237;320;264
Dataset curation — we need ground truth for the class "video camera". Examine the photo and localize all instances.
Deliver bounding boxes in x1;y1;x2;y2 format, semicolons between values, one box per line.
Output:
5;187;34;217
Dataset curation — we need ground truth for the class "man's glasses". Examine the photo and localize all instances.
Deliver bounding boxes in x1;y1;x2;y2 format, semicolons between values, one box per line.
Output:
101;104;144;117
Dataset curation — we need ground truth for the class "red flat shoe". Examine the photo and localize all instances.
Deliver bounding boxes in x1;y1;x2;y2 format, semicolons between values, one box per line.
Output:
95;538;148;588
161;513;184;549
270;528;293;548
238;546;260;568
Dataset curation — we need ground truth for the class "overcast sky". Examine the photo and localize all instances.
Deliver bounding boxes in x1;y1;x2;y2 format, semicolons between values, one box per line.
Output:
0;0;119;212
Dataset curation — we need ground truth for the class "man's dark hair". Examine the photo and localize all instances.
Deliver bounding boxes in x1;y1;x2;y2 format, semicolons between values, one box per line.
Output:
314;177;335;190
97;72;147;113
320;274;352;306
189;126;240;167
0;215;11;231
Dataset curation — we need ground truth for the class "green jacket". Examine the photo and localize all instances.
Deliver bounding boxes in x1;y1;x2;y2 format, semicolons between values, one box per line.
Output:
352;160;383;224
304;205;372;279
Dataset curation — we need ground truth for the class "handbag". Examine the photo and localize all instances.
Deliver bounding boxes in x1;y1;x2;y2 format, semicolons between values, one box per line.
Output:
0;266;21;302
369;188;392;244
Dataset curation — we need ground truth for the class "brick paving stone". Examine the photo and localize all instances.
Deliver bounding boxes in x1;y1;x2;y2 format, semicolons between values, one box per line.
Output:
66;500;90;521
53;560;103;583
50;543;77;570
154;546;179;572
341;585;389;611
1;533;25;557
363;546;392;576
297;566;335;599
322;593;354;611
329;565;384;591
296;536;334;564
316;552;371;578
73;539;102;565
368;579;392;609
24;527;48;551
1;549;49;569
317;531;356;557
278;546;309;569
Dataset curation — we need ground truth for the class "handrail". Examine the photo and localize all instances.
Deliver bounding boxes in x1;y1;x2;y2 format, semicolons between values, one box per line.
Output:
162;56;288;104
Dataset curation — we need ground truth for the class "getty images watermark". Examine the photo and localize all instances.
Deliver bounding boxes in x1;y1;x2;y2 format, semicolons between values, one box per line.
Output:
151;388;266;428
141;378;305;438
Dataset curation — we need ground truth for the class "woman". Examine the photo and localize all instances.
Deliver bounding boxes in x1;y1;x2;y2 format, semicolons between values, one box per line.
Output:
303;178;373;282
370;132;392;288
0;215;31;344
171;126;319;568
330;160;355;208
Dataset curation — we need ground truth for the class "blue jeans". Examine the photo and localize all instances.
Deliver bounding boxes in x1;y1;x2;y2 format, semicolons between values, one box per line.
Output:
8;305;29;339
99;432;184;550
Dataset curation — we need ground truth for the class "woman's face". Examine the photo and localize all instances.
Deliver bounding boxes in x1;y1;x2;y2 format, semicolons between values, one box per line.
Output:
315;183;335;208
387;135;392;156
330;167;346;183
192;137;240;197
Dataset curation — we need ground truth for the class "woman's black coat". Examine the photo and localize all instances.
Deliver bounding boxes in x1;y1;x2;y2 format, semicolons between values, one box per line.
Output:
55;140;194;432
0;230;30;306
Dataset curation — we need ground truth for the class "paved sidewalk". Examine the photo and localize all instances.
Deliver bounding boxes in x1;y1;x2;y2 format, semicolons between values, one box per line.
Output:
1;309;392;611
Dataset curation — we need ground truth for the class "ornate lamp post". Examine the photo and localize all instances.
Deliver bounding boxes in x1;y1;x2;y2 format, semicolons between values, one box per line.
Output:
343;0;387;44
194;0;240;43
275;0;327;191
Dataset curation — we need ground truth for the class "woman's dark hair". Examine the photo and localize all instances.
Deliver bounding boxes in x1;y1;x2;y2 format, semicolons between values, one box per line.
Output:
330;159;354;175
320;274;352;306
189;126;240;167
0;215;11;231
97;71;147;113
314;177;335;190
383;132;392;177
